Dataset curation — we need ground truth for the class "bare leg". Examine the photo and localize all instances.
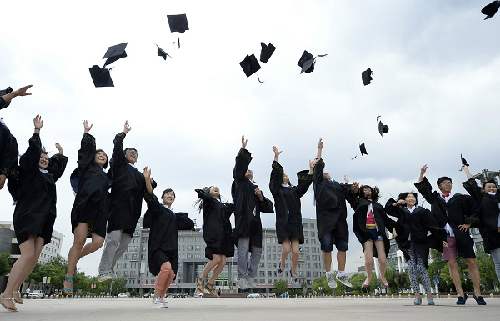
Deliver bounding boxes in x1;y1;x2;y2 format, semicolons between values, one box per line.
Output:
280;240;291;272
337;251;346;272
64;223;89;290
201;259;217;279
291;240;300;276
322;251;332;272
13;237;44;294
363;241;374;285
374;240;387;285
466;258;482;297
447;258;464;297
209;255;227;284
79;233;105;259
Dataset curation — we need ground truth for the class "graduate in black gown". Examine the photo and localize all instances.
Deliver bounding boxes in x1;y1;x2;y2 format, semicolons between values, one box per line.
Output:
194;186;234;296
415;164;485;305
63;120;110;295
142;167;194;308
462;165;500;282
269;145;313;285
232;136;274;290
98;121;147;280
385;192;446;305
350;185;394;289
1;115;67;312
0;85;32;191
312;138;356;289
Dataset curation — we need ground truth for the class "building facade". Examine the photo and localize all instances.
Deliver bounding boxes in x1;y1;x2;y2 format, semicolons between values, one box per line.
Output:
114;217;324;293
38;230;63;264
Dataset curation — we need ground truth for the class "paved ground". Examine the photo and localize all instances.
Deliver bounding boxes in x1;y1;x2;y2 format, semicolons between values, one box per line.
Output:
1;297;499;321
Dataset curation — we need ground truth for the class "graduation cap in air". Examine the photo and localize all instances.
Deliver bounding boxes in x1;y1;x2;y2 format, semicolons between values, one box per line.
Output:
103;43;128;67
167;14;189;48
156;44;171;61
482;1;500;19
459;154;470;171
377;116;389;137
298;50;328;74
362;68;373;86
260;43;276;63
89;65;114;88
351;143;368;160
240;54;261;77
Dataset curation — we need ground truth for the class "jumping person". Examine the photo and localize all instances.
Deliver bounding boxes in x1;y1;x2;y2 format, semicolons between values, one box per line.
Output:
142;167;194;308
194;186;234;296
98;121;147;280
415;164;486;305
385;192;446;305
1;115;67;312
63;120;110;295
269;145;313;285
232;136;274;290
312;138;356;289
350;185;393;289
462;165;500;282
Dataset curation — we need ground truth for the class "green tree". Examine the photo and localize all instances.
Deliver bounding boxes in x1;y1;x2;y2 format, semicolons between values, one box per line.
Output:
349;273;366;295
311;276;333;296
0;252;10;276
476;250;499;292
273;279;288;296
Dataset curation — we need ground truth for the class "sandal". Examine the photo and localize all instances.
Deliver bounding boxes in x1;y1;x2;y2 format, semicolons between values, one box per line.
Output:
205;282;217;296
63;275;74;296
0;294;17;312
13;291;23;304
362;278;370;288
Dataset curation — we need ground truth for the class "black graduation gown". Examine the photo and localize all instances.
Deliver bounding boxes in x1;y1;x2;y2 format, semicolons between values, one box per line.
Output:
385;199;446;267
231;148;274;247
0;97;9;110
107;133;146;235
12;133;67;245
0;122;18;179
463;178;500;253
312;158;352;240
195;189;235;259
351;198;394;258
269;161;312;244
70;133;111;238
414;177;478;253
143;192;194;276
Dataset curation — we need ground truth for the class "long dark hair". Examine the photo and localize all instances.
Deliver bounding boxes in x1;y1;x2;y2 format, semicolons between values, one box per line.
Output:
358;185;380;202
195;186;220;213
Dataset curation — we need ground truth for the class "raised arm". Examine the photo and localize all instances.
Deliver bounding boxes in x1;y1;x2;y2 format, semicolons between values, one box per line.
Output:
195;188;215;205
294;160;315;198
19;115;43;172
48;143;68;182
384;198;405;219
233;136;252;181
256;189;274;213
414;164;437;204
176;213;195;231
0;85;33;110
78;121;97;172
0;127;18;186
316;138;323;159
111;121;131;169
269;146;284;195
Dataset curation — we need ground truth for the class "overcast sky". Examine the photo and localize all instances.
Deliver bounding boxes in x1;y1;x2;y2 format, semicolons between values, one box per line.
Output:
1;0;499;275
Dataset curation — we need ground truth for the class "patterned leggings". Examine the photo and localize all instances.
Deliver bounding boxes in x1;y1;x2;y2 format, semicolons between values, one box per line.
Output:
407;248;432;293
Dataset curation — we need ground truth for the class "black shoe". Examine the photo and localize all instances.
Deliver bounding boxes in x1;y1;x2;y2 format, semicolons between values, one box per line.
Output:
456;293;468;305
473;295;487;305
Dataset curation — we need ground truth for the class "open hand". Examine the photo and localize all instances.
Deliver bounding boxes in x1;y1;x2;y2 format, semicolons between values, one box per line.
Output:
143;166;152;179
458;224;470;232
55;143;63;155
123;120;132;134
33;115;43;130
13;85;33;97
241;135;248;149
83;120;93;133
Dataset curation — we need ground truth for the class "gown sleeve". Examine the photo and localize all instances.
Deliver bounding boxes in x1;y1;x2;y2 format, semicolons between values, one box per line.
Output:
294;169;313;198
111;132;127;171
414;177;437;205
176;213;195;231
256;195;274;213
48;153;68;182
233;148;252;181
269;161;283;196
462;178;482;203
19;133;42;174
421;208;447;242
78;133;97;172
0;126;18;177
143;192;162;228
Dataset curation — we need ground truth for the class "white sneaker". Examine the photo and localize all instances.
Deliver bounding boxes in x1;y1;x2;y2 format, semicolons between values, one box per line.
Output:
336;272;352;288
238;277;249;289
325;271;337;289
153;297;168;308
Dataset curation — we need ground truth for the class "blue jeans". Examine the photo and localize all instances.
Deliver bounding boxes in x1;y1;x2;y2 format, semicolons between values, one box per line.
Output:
491;247;500;282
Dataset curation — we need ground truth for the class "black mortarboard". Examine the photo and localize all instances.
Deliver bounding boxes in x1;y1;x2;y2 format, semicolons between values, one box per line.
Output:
437;177;452;185
103;43;128;67
298;50;315;73
89;65;114;88
482;1;500;19
362;68;373;86
461;154;469;167
167;14;189;33
359;143;368;156
157;45;170;60
378;120;389;137
260;43;276;63
240;54;261;77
